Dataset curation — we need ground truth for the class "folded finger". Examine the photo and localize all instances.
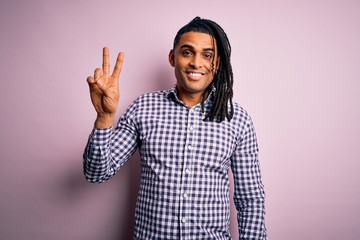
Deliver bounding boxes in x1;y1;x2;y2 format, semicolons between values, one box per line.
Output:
94;68;102;80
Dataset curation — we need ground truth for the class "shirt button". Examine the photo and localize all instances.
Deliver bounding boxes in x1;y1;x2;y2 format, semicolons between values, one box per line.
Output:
181;218;188;223
187;145;192;150
185;168;191;174
183;193;188;198
189;125;194;131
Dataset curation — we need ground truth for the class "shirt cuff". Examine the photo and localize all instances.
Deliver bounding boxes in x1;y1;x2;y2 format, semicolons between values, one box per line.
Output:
89;127;113;146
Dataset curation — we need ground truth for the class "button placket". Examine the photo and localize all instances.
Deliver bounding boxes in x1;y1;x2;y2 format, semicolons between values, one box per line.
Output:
179;106;198;239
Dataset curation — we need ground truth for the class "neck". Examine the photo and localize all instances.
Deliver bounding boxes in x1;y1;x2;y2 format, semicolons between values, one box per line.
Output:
177;90;208;108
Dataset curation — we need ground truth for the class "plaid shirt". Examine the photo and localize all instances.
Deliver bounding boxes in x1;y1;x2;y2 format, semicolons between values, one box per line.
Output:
83;87;267;239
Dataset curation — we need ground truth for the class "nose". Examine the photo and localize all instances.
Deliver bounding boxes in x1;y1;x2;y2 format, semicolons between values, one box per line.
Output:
189;55;203;69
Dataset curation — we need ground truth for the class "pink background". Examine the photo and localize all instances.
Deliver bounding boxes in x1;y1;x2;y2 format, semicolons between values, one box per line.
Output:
1;0;360;239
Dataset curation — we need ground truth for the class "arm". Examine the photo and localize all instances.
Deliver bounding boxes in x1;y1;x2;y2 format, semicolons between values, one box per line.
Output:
231;116;267;239
83;47;138;183
83;103;139;183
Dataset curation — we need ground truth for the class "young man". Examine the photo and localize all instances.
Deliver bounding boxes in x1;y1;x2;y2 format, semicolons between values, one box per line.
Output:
84;17;267;239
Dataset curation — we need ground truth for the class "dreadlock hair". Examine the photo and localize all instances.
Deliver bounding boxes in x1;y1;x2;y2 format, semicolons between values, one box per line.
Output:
173;17;234;122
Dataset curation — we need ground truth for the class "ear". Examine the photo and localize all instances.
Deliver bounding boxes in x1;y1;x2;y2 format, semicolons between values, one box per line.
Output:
168;49;175;67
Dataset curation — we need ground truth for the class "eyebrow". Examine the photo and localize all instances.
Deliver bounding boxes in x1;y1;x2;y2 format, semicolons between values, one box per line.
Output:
180;44;215;52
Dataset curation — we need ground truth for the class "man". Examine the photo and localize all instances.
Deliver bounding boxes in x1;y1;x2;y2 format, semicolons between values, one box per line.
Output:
84;17;267;239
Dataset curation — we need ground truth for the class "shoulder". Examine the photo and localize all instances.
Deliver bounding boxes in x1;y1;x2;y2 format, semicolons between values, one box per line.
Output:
229;101;258;136
232;101;252;123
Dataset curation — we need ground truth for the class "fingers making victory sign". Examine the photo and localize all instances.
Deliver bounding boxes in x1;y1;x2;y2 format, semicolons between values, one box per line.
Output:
87;47;124;128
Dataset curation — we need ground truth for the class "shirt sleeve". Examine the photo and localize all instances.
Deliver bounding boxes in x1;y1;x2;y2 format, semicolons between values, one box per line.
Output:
230;115;267;239
83;100;140;183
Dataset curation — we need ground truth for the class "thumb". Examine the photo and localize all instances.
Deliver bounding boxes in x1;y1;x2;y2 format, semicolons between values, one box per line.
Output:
96;79;104;88
96;80;113;97
93;77;113;97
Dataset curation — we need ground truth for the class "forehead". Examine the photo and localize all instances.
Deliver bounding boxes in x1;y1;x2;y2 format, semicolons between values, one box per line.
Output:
177;31;216;50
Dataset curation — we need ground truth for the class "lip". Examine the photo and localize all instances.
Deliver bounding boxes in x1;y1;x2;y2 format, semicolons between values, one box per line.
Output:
185;71;205;81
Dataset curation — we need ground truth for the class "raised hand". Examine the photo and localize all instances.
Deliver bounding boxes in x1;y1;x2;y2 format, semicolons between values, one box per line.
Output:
87;47;124;128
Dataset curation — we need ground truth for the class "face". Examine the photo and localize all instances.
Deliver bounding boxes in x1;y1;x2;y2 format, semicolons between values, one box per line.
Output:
169;31;219;106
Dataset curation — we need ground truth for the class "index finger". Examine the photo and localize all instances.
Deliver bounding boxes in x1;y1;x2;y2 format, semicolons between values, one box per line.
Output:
102;47;110;76
111;52;124;79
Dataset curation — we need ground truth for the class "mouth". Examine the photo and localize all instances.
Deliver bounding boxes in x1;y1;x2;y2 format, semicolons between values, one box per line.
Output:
186;71;205;81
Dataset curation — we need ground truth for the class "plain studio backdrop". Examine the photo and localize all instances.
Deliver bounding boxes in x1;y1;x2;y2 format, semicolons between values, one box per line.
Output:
0;0;359;239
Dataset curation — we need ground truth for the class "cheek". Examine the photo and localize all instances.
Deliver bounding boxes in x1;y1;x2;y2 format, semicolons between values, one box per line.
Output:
174;63;182;74
174;66;184;80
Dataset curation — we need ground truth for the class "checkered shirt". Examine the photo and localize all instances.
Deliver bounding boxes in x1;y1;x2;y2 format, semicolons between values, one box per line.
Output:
83;87;267;239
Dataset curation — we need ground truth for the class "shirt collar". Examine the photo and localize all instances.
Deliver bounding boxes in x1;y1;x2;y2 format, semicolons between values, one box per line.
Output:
165;84;216;106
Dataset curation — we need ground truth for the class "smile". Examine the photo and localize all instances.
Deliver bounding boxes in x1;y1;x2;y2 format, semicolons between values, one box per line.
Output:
186;71;205;80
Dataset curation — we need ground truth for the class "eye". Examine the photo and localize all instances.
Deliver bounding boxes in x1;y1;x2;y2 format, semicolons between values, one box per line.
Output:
203;53;213;59
182;50;192;57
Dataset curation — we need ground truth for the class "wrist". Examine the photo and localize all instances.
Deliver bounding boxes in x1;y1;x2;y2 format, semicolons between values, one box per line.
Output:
95;114;115;128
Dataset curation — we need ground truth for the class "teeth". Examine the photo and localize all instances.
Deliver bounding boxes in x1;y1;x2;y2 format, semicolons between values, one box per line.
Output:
188;73;202;77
